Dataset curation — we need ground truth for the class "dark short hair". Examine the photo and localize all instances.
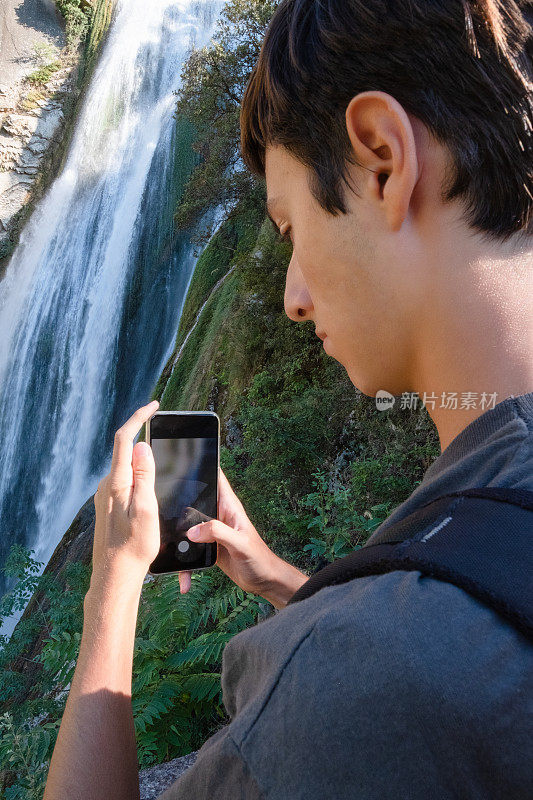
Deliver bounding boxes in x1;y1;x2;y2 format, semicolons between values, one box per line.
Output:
240;0;533;240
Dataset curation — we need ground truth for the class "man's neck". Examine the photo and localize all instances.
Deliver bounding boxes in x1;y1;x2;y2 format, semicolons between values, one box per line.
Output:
412;231;533;453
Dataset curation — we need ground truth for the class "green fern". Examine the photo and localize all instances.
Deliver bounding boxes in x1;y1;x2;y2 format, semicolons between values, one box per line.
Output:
165;630;234;669
0;546;268;787
132;573;265;767
181;673;222;703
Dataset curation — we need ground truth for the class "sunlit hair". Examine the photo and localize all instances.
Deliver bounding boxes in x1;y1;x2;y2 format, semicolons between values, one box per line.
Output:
241;0;533;240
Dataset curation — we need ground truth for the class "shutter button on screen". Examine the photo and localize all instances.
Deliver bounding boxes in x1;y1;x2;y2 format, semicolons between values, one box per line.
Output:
176;536;198;562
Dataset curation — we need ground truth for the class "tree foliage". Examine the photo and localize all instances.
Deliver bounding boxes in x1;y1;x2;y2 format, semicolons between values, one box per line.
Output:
174;0;278;238
55;0;94;47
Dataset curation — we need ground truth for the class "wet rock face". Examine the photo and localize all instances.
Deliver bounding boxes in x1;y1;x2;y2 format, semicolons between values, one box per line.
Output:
0;72;75;247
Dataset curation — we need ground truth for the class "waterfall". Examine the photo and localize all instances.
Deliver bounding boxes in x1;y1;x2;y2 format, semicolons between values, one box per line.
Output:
0;0;222;634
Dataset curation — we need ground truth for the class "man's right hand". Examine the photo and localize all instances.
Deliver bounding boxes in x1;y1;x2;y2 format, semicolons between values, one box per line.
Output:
177;467;308;609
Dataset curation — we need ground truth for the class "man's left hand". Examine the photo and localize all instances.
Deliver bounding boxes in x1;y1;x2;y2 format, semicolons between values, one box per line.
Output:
92;400;161;588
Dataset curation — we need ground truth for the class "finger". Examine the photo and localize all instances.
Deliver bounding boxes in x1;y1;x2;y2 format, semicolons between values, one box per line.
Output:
219;467;234;494
179;570;192;594
111;400;159;489
218;467;246;512
129;441;156;515
187;519;242;550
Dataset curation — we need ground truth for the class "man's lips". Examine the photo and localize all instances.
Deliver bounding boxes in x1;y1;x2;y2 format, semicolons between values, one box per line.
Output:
315;330;327;341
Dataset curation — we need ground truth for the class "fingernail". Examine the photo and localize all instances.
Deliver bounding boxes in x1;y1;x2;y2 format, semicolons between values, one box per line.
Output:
187;526;200;538
137;442;151;457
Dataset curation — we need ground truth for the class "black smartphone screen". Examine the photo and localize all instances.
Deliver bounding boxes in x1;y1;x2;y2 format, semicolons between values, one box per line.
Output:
146;412;218;575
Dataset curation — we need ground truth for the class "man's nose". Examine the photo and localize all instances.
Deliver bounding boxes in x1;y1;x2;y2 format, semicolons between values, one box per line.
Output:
284;252;314;322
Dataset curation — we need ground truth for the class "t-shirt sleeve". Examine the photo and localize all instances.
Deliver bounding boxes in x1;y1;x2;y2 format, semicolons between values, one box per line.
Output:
154;723;264;800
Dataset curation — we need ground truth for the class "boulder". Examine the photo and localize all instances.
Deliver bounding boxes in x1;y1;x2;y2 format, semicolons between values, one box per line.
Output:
34;107;64;140
27;137;49;154
19;149;42;168
0;135;24;168
2;114;39;139
0;85;18;110
139;752;199;800
0;173;35;227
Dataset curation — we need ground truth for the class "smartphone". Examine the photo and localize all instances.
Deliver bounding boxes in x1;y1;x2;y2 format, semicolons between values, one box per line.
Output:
145;410;219;576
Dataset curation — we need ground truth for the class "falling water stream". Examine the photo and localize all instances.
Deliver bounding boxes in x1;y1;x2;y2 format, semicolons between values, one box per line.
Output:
0;0;222;635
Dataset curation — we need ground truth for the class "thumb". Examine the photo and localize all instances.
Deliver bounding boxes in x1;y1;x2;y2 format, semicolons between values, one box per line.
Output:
131;442;156;507
186;519;242;552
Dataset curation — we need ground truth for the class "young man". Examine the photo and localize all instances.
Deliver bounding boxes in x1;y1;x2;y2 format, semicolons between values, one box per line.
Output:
44;1;532;798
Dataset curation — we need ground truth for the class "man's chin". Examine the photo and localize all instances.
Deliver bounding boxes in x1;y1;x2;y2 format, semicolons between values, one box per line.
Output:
343;364;401;400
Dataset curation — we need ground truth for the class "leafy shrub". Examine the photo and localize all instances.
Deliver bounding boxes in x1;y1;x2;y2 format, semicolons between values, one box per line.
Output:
301;470;391;563
0;547;88;798
0;713;59;800
55;0;93;47
174;0;277;239
132;570;268;767
27;63;62;86
26;43;62;86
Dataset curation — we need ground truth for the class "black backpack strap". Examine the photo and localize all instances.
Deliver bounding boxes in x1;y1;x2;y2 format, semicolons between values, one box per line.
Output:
287;487;533;640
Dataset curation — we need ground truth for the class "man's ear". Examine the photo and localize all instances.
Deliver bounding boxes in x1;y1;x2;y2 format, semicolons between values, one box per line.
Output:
345;90;419;231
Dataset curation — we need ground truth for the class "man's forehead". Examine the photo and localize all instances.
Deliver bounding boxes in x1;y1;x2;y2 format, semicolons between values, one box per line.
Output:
264;149;285;211
265;145;308;211
265;143;299;181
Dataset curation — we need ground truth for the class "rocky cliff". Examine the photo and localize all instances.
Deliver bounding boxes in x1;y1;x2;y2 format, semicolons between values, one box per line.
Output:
0;0;114;273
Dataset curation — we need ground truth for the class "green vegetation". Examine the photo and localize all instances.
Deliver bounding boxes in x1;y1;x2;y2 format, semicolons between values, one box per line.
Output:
27;64;61;86
0;546;88;798
173;0;276;241
26;43;62;87
0;545;268;796
54;0;115;76
85;0;115;69
55;0;94;48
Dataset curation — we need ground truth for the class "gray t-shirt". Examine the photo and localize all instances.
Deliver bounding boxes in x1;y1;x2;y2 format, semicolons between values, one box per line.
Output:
157;392;533;800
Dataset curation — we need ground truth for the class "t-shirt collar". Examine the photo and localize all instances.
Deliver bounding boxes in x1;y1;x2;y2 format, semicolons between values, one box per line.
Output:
423;391;533;482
